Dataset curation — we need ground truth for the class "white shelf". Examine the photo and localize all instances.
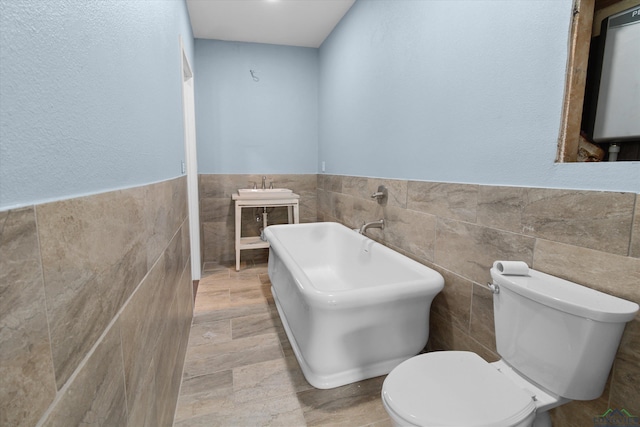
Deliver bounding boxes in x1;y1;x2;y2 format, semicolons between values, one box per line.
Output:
233;191;300;271
239;236;270;250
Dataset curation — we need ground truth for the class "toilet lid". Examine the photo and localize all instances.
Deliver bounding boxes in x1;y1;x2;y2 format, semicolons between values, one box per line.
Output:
382;351;536;427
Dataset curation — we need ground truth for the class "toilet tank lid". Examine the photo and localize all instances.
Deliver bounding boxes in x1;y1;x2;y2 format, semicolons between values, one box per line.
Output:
491;268;639;323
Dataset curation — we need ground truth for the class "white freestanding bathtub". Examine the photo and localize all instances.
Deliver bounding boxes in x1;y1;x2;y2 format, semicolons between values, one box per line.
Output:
264;222;444;389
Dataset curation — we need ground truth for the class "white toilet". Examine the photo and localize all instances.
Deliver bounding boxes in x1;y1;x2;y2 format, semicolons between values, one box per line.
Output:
381;263;639;427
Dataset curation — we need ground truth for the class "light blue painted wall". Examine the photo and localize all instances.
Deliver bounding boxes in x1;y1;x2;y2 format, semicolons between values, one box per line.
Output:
194;40;318;174
318;0;639;192
0;0;194;210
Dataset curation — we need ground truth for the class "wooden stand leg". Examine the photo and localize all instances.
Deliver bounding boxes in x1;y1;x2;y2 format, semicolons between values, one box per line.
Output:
235;203;241;271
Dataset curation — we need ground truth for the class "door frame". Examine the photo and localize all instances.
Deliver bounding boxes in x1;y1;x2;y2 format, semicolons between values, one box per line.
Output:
180;36;201;281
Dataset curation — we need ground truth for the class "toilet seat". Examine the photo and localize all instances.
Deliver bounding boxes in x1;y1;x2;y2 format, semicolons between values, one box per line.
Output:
382;351;536;427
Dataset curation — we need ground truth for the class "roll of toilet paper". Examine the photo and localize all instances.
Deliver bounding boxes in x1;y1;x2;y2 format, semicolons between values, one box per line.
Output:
493;261;530;276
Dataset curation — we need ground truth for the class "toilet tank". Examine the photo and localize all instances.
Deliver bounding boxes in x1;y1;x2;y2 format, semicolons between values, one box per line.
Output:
491;268;638;400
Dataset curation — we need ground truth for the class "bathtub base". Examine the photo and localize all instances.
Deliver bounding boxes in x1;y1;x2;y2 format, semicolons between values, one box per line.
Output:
272;286;413;389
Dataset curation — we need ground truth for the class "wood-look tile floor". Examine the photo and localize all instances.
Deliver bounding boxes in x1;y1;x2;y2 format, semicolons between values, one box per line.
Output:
173;261;393;427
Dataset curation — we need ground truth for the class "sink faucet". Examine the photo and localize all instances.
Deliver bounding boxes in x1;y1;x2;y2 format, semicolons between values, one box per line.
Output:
359;219;385;235
262;176;266;190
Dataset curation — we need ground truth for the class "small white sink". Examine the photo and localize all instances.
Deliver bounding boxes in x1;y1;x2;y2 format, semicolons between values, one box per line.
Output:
237;188;293;199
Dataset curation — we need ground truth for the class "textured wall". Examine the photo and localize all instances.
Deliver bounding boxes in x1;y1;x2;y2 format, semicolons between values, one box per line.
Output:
0;178;192;427
0;0;194;209
317;173;640;425
194;40;318;174
318;0;640;192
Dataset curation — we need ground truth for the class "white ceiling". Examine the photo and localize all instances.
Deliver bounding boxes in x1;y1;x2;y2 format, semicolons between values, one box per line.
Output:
186;0;356;48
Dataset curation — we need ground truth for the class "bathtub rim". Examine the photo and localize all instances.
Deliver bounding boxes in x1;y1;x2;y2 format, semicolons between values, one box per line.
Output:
264;222;444;310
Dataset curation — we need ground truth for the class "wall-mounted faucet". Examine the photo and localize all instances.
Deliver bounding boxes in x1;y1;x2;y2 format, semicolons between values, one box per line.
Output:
371;185;388;205
359;219;385;235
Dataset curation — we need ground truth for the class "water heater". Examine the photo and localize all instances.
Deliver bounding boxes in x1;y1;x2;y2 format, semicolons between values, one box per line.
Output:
592;5;640;143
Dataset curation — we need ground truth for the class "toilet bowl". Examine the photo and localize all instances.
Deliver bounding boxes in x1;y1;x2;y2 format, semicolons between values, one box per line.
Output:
381;264;639;427
382;352;538;427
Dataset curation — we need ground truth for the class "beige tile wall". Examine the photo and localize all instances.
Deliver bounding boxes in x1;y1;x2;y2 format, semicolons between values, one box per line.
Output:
0;177;193;427
316;174;640;427
199;174;318;264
